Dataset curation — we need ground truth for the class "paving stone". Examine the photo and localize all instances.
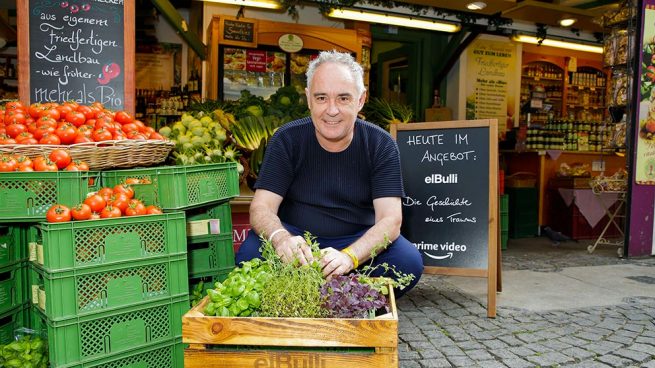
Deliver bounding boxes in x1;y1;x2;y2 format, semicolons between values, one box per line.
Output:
636;336;655;346
613;348;652;363
473;360;507;368
439;346;466;357
606;333;635;345
566;361;613;368
642;360;655;368
540;339;573;351
489;349;518;360
399;360;422;368
497;335;523;346
628;343;655;355
508;346;535;357
596;354;634;367
501;358;533;368
418;358;452;367
407;341;438;351
464;349;495;361
561;346;596;360
557;335;591;346
445;356;476;367
401;351;422;360
583;340;623;355
480;339;509;350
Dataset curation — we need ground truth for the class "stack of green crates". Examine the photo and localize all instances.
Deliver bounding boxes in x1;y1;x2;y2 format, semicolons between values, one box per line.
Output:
0;171;98;347
500;195;509;250
102;163;240;307
26;212;189;367
0;225;29;345
506;187;539;238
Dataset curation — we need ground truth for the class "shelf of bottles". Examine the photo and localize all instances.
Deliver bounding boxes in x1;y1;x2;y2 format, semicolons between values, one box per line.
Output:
565;67;607;122
520;61;564;126
135;71;202;125
525;118;614;152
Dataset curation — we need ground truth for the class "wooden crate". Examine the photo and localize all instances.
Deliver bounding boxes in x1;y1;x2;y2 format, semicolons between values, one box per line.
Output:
182;287;399;368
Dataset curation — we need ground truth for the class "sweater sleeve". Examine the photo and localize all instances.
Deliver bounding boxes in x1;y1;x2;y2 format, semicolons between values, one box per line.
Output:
371;130;405;199
253;128;295;197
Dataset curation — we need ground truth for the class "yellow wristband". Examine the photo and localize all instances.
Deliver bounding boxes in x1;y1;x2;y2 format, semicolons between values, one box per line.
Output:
341;248;359;269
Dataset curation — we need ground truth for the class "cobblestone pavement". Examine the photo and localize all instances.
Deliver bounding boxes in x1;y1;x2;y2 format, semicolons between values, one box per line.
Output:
398;238;655;368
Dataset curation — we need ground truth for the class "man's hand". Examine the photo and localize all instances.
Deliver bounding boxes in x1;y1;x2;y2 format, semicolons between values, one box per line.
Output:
275;234;314;265
319;247;354;278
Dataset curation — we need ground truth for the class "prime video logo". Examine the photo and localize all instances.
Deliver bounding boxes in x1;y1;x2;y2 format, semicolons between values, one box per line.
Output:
425;173;458;184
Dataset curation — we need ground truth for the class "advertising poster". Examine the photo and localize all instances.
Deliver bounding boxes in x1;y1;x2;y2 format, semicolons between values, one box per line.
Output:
637;0;655;184
135;43;182;90
465;38;518;139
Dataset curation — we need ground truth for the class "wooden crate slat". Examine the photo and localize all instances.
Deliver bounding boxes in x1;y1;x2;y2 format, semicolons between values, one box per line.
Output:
184;348;398;368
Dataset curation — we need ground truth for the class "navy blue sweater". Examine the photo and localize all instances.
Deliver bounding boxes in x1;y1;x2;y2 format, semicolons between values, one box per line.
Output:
254;118;404;237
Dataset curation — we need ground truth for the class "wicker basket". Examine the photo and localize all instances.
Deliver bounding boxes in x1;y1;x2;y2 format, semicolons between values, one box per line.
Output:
0;140;174;170
505;172;537;188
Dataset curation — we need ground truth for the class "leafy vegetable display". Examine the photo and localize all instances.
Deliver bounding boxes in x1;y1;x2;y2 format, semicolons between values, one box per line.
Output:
0;333;49;368
360;97;413;131
201;233;415;319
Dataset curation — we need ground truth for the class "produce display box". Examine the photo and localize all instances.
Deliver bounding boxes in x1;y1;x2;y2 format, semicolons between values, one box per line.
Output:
185;201;233;243
0;171;99;223
187;233;235;276
27;212;186;273
0;225;25;269
0;262;26;316
101;163;239;211
182;289;399;368
64;338;184;368
28;253;188;321
31;295;188;367
0;303;29;345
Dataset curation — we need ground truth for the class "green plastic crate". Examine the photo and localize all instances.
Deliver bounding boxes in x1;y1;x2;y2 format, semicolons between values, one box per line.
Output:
101;163;239;210
187;233;235;276
0;171;99;222
30;295;187;367
65;339;184;368
500;194;509;214
0;225;24;268
0;303;29;344
501;230;508;250
500;213;509;232
185;201;233;243
28;212;186;273
0;263;25;315
29;254;189;321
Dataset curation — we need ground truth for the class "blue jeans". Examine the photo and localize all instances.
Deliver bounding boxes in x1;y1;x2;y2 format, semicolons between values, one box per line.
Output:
235;224;423;298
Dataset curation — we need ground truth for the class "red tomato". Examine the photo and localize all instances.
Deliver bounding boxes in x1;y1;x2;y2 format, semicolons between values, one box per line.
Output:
76;105;95;120
0;156;17;172
76;161;90;171
28;103;44;118
55;123;78;144
148;132;165;140
84;194;107;213
33;157;58;171
125;199;147;216
65;111;86;127
15;155;33;170
113;184;135;199
96;187;114;202
89;212;101;220
15;132;35;144
100;205;122;218
18;166;34;172
39;108;61;121
92;128;113;142
71;203;92;221
4;101;24;111
5;123;27;138
145;205;163;215
4;111;27;125
109;192;130;213
33;124;55;140
46;204;72;222
56;103;74;116
39;133;62;145
73;135;94;144
114;111;134;125
49;149;72;169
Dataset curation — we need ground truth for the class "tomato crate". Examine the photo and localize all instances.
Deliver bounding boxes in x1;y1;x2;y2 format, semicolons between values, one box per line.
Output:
0;225;25;268
27;212;186;273
187;233;235;276
185;201;233;243
0;262;26;316
30;295;188;367
0;171;99;223
182;288;399;368
0;303;29;345
29;253;188;321
65;338;184;368
101;163;239;210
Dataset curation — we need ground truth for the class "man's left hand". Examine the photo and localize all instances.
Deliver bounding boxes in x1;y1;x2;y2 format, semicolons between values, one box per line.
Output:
319;247;353;279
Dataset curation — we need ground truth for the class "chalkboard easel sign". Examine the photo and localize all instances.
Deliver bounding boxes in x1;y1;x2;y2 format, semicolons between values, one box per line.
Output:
219;16;258;48
391;119;499;317
18;0;135;113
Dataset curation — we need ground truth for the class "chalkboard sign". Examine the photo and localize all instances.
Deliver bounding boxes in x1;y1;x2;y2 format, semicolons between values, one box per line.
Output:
18;0;135;112
391;120;498;317
223;19;255;43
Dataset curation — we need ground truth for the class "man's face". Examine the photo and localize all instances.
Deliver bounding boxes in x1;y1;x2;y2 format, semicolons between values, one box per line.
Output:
305;62;366;152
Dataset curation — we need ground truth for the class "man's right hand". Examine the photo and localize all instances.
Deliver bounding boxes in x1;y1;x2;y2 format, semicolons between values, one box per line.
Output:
273;233;314;266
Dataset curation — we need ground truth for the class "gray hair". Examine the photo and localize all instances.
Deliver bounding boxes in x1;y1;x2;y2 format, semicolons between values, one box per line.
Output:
305;50;366;97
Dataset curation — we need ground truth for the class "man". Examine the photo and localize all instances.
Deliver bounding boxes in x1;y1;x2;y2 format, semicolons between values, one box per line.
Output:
236;50;423;296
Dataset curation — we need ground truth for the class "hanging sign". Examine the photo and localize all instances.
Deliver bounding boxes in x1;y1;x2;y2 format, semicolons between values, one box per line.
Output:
278;34;303;53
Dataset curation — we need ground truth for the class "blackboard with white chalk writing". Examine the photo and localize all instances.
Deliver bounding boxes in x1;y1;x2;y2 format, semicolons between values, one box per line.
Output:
393;121;495;271
223;19;255;43
28;0;125;110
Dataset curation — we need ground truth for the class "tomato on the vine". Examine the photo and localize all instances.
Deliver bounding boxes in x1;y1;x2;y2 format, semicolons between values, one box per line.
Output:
113;184;134;199
0;156;17;172
108;192;130;213
97;187;115;202
15;155;33;170
46;204;72;222
33;157;58;171
71;203;92;221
